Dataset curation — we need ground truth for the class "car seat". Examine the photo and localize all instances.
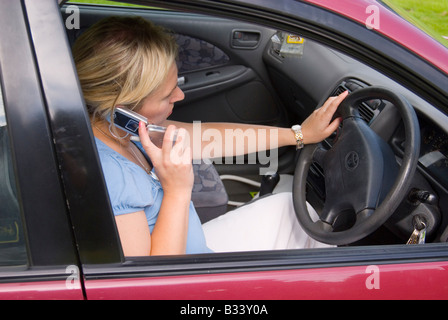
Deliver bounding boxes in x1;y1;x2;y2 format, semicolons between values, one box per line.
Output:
191;161;229;223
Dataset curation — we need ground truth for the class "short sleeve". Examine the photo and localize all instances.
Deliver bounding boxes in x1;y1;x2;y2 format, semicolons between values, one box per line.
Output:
96;141;161;217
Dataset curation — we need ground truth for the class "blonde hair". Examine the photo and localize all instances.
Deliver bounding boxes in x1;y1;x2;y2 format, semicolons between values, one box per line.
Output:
73;16;178;121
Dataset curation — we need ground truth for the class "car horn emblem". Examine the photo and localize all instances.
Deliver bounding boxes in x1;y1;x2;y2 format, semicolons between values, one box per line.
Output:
345;151;360;171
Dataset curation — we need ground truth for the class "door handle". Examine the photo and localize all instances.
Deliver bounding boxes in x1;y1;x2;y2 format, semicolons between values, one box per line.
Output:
231;30;261;49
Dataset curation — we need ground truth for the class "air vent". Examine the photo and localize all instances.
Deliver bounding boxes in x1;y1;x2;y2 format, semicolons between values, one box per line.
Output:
331;80;379;124
333;85;347;96
359;102;375;123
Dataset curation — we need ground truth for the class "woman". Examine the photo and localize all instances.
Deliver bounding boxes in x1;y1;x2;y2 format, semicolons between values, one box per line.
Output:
73;16;348;256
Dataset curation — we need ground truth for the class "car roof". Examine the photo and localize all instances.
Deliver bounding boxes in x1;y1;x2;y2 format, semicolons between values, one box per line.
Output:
302;0;448;74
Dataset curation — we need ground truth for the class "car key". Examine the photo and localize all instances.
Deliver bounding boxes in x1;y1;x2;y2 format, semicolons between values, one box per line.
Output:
406;217;426;245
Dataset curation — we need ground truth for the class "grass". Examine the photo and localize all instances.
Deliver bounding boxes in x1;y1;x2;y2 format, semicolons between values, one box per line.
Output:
383;0;448;46
67;0;147;8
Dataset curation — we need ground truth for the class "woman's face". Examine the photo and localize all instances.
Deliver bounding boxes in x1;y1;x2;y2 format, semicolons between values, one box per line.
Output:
137;63;185;125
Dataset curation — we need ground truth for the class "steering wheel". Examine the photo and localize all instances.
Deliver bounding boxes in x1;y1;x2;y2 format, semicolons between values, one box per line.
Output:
292;86;420;245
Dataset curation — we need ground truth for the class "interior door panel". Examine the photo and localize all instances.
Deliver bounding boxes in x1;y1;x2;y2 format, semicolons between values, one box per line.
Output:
174;65;281;124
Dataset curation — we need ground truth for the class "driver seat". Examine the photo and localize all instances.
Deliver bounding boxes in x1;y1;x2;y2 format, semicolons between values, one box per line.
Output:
191;161;229;223
192;165;292;224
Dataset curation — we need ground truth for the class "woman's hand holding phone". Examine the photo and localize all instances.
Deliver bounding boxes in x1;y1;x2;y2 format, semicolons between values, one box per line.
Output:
139;122;192;256
139;122;194;195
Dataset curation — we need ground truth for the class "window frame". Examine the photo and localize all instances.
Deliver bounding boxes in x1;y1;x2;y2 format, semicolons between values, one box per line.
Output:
0;0;81;269
64;0;448;264
64;1;448;271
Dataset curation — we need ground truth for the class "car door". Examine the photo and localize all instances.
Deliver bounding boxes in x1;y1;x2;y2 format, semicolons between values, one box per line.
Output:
58;1;448;301
4;0;447;302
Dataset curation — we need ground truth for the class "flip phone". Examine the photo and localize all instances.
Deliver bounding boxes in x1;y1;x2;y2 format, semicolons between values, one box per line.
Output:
112;107;166;135
110;107;168;145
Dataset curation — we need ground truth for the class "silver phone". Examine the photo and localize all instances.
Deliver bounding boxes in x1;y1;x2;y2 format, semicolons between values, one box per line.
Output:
111;107;167;145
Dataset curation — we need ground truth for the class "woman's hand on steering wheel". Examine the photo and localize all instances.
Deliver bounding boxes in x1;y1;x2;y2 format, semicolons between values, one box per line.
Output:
301;91;348;144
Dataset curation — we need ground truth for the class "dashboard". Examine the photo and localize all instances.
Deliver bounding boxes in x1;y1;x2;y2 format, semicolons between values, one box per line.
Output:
419;116;448;188
264;32;448;242
265;33;448;189
331;80;448;191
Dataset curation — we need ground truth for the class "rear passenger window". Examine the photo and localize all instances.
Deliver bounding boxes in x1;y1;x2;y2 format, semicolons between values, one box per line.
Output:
0;85;27;267
175;34;230;73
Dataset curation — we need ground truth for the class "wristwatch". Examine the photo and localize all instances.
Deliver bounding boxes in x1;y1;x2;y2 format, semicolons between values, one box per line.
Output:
291;124;304;149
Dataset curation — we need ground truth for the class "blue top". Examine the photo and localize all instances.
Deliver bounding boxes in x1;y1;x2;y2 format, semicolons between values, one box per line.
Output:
95;138;211;254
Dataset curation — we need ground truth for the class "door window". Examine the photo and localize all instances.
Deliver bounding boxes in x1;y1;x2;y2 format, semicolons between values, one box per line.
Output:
175;34;230;73
0;85;27;267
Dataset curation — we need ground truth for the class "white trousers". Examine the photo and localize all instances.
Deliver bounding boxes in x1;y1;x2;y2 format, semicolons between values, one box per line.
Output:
202;192;333;252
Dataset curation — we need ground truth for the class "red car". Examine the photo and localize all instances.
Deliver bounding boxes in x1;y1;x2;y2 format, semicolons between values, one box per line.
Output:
0;0;447;302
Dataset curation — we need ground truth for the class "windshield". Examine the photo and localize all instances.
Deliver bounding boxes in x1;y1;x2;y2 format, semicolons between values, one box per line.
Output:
382;0;448;48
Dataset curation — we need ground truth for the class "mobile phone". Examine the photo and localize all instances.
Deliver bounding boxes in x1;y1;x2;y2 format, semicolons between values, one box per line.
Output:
111;107;166;135
110;107;168;145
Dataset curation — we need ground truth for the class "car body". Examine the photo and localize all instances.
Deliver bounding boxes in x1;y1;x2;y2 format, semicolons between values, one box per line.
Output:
0;0;447;301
